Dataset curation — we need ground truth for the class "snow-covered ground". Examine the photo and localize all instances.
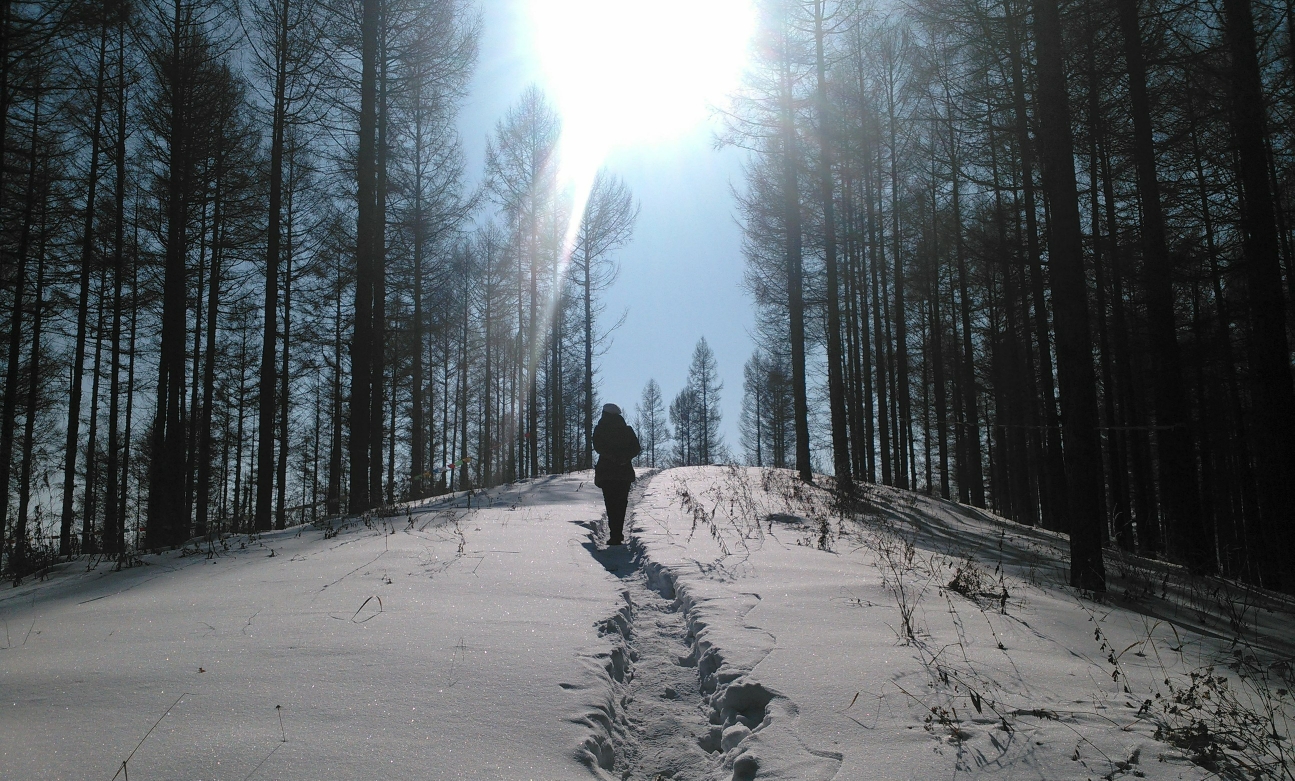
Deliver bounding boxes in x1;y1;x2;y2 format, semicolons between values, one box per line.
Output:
2;467;1292;780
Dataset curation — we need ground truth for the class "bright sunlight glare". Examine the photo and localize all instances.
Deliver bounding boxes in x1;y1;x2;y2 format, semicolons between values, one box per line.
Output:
524;1;754;390
529;0;755;185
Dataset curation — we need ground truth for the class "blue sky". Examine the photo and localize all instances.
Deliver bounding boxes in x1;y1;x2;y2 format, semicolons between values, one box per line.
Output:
457;0;754;452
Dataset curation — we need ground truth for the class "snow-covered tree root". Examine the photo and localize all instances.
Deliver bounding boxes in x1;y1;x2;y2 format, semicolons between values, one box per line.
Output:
574;503;842;780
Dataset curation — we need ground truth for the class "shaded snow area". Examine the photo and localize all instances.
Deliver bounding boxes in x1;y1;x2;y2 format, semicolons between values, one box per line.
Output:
3;468;1293;780
0;474;633;780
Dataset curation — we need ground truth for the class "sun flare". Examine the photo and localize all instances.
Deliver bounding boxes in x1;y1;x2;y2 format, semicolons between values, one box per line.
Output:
529;0;755;184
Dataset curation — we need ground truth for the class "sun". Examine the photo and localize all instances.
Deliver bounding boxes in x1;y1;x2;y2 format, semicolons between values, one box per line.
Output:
529;0;755;184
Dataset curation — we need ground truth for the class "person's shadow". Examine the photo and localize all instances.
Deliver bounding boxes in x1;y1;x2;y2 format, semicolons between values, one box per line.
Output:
575;519;638;580
574;472;656;579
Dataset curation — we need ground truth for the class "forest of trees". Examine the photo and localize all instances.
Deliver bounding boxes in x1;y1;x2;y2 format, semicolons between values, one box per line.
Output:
5;0;1295;599
632;338;728;470
731;0;1295;593
0;0;638;580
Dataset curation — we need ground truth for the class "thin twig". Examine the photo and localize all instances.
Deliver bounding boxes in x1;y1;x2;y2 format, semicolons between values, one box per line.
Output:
111;692;193;780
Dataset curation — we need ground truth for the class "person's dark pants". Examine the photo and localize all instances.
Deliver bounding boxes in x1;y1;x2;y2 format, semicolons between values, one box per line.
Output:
602;483;631;542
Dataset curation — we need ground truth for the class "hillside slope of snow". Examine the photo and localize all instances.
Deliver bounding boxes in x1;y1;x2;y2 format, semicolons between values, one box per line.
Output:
2;467;1291;780
0;474;632;780
633;466;1294;781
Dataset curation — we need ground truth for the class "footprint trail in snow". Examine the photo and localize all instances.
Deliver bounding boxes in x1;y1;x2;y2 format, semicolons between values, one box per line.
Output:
585;526;718;779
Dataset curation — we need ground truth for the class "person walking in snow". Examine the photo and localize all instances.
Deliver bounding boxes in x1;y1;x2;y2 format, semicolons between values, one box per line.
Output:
593;403;641;545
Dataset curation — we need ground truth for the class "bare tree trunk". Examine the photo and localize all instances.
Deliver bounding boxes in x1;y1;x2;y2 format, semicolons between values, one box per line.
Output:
459;281;471;489
844;177;869;481
1005;0;1067;529
867;152;891;487
920;301;932;494
83;268;108;550
60;20;110;555
195;152;223;538
927;170;950;500
15;189;49;579
1087;133;1129;547
888;63;911;491
850;50;876;484
103;20;129;554
276;169;294;529
0;0;10;227
388;353;396;502
3;81;42;564
1096;138;1156;551
988;105;1035;524
527;210;538;480
410;105;425;496
780;38;811;483
583;244;594;470
483;247;493;486
1189;85;1256;578
550;276;563;473
370;27;388;505
0;161;27;560
233;327;248;531
1114;0;1211;572
1031;0;1106;591
350;0;379;512
875;154;900;485
1220;0;1295;591
256;0;289;531
119;213;140;550
945;92;985;507
1082;22;1128;546
328;252;343;515
949;277;967;502
813;0;852;494
149;0;193;548
183;199;210;529
311;383;320;521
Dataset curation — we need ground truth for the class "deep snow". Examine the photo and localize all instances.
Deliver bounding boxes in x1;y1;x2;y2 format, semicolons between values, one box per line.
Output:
2;467;1291;780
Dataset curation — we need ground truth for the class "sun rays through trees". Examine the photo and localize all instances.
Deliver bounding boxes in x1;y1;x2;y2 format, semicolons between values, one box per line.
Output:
0;0;643;579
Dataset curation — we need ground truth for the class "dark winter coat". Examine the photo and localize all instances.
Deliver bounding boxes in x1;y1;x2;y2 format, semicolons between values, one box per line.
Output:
593;413;641;488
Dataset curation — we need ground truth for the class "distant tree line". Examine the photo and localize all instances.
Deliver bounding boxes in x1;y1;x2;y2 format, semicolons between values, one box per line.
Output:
731;0;1295;594
633;337;728;469
0;0;636;580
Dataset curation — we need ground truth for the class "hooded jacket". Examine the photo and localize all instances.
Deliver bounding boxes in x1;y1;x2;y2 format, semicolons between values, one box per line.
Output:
593;413;641;487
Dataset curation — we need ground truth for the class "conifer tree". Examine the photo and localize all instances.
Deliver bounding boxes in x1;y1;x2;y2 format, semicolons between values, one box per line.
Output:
633;379;669;468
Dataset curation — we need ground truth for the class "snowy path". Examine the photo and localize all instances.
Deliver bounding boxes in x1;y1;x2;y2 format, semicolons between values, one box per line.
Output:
3;468;1291;780
0;473;646;780
581;480;719;779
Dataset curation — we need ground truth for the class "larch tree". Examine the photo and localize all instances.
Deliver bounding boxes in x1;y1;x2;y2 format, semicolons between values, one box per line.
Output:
571;169;637;469
634;378;669;469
